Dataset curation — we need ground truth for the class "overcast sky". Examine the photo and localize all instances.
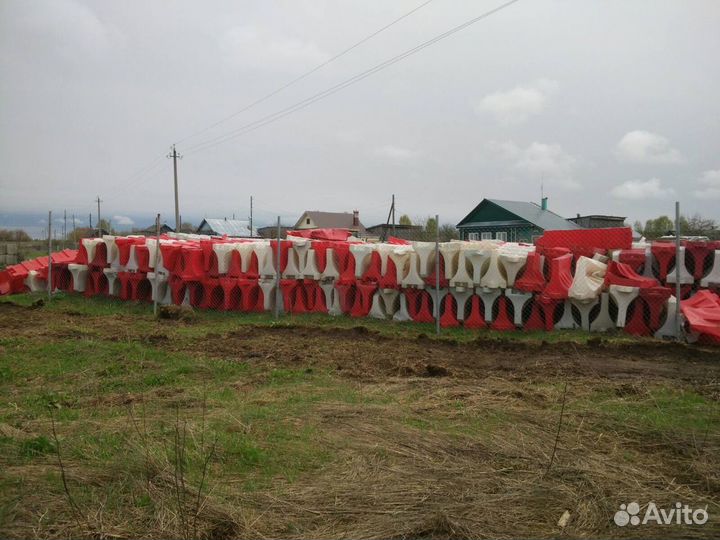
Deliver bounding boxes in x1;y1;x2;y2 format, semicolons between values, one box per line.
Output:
1;0;719;236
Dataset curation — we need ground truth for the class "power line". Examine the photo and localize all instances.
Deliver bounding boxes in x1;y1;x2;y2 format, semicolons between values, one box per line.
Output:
181;0;521;156
173;0;435;146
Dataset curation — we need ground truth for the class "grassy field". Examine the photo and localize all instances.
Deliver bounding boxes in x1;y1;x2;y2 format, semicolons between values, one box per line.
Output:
0;293;719;538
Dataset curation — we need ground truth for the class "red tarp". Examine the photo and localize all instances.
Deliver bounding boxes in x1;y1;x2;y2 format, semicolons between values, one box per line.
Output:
536;227;632;251
681;290;720;342
287;228;352;241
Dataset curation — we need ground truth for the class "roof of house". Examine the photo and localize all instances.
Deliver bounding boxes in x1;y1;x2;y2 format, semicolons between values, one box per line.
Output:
458;199;581;231
197;218;257;237
365;223;423;231
296;211;366;233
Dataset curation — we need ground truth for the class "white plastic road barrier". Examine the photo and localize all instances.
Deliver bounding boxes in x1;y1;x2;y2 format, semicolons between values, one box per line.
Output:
125;245;140;272
146;239;169;275
411;242;436;277
466;249;491;286
608;284;640;327
439;242;462;280
380;288;400;317
401;252;425;288
256;243;276;278
505;289;532;327
103;236;120;268
480;249;506;289
302;249;321;280
24;271;47;292
450;287;473;321
388;247;412;283
103;268;120;296
147;272;169;303
289;238;311;272
392;292;412;322
428;288;448;318
654;296;681;339
321;249;340;280
700;250;720;287
590;292;615;332
450;250;474;288
555;300;579;329
236;243;257;274
212;244;235;275
376;244;394;276
569;256;607;301
319;281;342;316
642;247;655;278
369;290;399;319
350;244;374;279
282;246;302;278
259;278;279;311
68;263;89;292
666;247;694;285
498;246;531;287
571;297;599;331
81;238;104;264
476;286;501;322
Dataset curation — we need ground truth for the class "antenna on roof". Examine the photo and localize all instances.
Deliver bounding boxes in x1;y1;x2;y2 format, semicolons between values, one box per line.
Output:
540;175;544;204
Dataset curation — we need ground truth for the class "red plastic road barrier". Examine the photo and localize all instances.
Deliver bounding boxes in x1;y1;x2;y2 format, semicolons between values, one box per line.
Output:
617;249;646;274
605;261;658;289
89;243;108;268
159;244;182;273
464;295;486;329
237;279;263;311
280;279;301;313
523;299;545;331
423;254;449;288
407;290;434;323
536;227;632;250
0;271;10;295
303;279;327;313
334;283;355;313
337;249;356;285
269;240;291;274
219;277;241;311
543;253;573;299
287;228;351;241
681;290;720;342
651;242;676;281
378;258;399;289
135;245;152;273
175;248;206;281
491;296;515;331
387;237;411;245
361;251;383;283
117;272;134;300
85;269;108;297
640;286;672;331
169;275;187;305
624;298;651;336
351;282;377;317
515;252;546;293
685;241;712;280
536;294;559;331
440;295;459;328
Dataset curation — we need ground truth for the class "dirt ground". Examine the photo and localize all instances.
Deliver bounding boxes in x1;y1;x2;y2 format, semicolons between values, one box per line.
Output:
1;298;719;539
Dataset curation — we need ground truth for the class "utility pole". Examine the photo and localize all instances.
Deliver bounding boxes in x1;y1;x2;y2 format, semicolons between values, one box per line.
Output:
249;196;254;237
95;195;102;237
63;209;67;246
89;213;93;234
72;214;76;244
392;194;396;236
167;145;183;232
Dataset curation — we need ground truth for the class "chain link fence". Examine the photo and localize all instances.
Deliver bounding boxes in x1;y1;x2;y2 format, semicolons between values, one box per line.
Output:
2;205;720;345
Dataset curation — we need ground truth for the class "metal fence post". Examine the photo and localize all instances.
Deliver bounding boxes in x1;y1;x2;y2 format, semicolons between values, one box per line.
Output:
674;201;682;340
435;213;440;336
274;216;281;320
47;210;52;301
153;213;160;316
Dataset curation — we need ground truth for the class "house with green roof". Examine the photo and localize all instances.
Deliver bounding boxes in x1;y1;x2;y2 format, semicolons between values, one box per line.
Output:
456;198;580;243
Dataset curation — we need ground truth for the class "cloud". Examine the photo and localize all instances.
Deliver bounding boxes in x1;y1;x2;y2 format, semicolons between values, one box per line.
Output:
615;130;684;164
610;178;675;200
512;142;580;189
220;26;329;71
475;79;559;125
373;144;418;161
112;215;134;227
693;169;720;199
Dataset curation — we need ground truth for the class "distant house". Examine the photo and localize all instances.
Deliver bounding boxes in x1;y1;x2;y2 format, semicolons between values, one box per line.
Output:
568;214;626;229
256;225;292;239
365;223;424;241
456;198;580;243
136;223;174;236
196;218;257;238
294;210;366;237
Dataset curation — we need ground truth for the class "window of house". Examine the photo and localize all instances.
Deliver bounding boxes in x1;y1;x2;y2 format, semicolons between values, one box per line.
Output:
468;232;479;241
496;231;508;241
306;218;310;225
481;232;493;240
